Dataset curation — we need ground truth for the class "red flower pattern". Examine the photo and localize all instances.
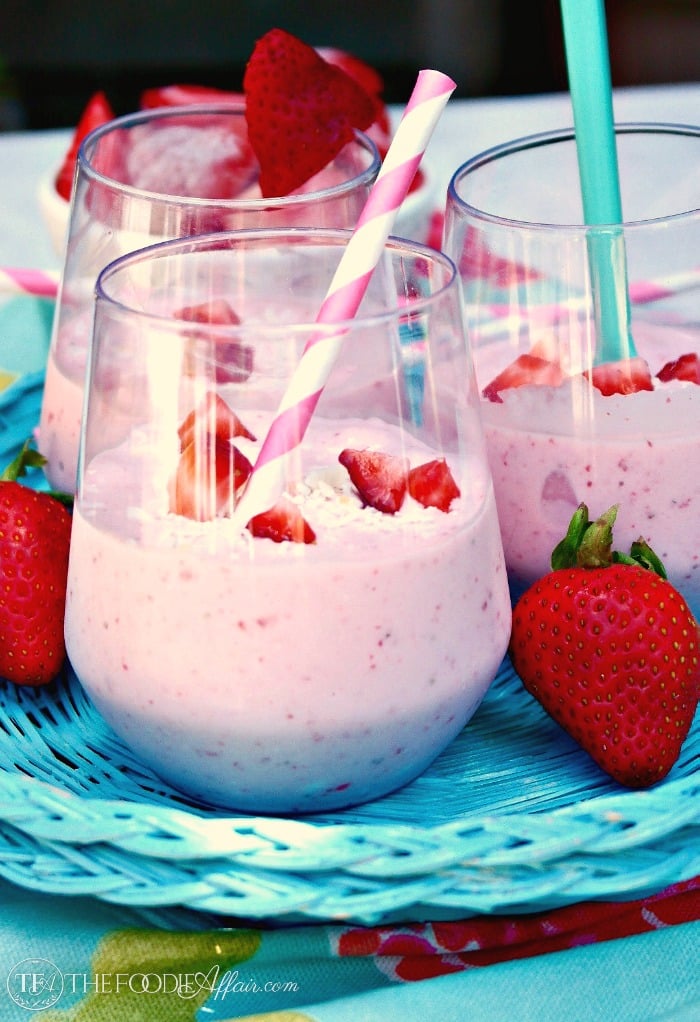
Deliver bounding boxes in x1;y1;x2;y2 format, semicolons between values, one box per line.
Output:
335;876;700;983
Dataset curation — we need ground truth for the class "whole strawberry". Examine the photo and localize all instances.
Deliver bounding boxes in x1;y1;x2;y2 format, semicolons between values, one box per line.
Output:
0;442;72;686
509;504;699;788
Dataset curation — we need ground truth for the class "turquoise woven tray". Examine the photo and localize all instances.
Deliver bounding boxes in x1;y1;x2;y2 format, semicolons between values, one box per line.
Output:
0;296;697;926
0;661;698;926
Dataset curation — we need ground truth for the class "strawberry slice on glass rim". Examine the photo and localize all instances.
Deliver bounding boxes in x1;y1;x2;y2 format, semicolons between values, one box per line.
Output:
243;28;376;197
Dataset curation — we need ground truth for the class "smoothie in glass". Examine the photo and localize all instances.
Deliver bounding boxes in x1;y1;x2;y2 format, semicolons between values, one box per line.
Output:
64;229;511;813
444;124;700;618
39;104;380;492
66;417;508;813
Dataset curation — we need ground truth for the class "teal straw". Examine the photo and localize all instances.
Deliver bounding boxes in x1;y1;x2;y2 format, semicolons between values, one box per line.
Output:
560;0;637;362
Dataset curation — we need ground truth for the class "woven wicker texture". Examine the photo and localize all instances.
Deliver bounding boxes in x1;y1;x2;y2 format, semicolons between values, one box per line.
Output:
0;296;697;926
1;660;698;925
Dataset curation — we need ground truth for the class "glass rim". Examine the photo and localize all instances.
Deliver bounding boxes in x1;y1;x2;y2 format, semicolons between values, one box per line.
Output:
447;121;700;233
95;226;459;330
77;102;381;209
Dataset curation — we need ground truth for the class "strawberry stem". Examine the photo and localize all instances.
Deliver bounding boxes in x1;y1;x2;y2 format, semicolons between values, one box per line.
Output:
550;502;667;578
619;538;668;579
1;438;46;481
551;503;596;569
2;439;74;508
576;505;616;567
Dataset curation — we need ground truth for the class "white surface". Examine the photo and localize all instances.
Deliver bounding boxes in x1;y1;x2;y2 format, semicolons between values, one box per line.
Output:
0;84;698;272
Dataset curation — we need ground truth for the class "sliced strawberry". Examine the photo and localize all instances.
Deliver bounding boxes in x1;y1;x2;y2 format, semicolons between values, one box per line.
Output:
315;48;385;102
656;352;700;385
482;353;564;403
316;45;392;153
528;336;560;362
585;357;655;396
175;300;254;384
408;459;461;512
140;84;245;109
55;90;114;200
172;436;252;521
177;391;256;452
177;299;241;326
247;498;316;544
243;28;376;197
338;448;409;514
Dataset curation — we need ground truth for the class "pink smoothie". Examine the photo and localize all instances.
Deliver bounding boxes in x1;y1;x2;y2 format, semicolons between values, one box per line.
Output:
38;319;87;491
478;325;700;618
64;416;511;814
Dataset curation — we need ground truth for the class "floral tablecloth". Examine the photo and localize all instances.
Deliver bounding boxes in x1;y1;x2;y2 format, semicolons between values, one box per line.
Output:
1;874;698;1021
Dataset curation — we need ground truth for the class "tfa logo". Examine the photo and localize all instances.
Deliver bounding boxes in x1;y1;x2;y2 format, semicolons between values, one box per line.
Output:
6;959;64;1011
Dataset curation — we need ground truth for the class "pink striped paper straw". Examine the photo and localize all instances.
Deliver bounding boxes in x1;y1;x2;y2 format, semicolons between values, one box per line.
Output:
628;269;700;303
0;267;60;299
234;69;456;525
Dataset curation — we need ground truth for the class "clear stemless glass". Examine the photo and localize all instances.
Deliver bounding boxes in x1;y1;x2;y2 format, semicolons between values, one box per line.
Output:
38;102;380;492
444;123;700;619
64;228;512;814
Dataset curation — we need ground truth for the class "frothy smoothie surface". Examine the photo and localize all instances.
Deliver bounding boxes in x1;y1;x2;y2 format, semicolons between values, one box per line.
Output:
65;414;511;814
478;325;700;618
